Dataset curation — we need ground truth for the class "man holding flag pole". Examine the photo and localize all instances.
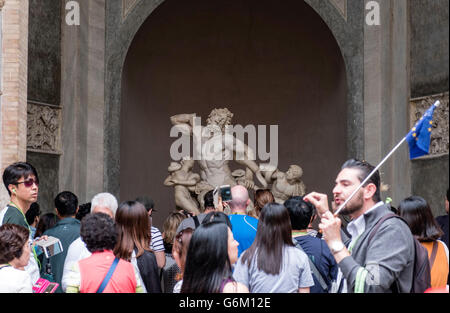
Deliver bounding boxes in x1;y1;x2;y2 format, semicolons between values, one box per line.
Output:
304;101;440;293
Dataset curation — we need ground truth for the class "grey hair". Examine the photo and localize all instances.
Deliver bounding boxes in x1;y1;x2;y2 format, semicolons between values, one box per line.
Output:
90;192;118;216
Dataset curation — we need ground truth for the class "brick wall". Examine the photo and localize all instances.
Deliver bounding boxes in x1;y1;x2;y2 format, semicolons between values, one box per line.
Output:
0;0;28;208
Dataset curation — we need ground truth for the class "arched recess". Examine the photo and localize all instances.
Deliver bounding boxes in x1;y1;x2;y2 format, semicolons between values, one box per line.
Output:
105;0;363;226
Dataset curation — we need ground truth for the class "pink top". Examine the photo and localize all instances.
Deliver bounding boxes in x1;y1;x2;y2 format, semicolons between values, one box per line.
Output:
78;250;137;293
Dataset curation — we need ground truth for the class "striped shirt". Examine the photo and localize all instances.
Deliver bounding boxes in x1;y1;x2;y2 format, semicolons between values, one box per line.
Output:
151;226;164;252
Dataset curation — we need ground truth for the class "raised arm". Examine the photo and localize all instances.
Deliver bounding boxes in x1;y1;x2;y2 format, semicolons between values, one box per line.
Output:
170;113;196;126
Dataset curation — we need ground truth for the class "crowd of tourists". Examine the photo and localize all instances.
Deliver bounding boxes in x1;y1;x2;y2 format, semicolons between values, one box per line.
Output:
0;161;448;293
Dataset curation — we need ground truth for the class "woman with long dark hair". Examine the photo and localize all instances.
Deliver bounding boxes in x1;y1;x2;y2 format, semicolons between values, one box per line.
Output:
233;203;314;293
114;201;161;293
398;196;449;288
181;222;248;293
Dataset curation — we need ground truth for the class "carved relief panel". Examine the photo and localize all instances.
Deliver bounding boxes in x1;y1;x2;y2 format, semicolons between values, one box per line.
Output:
27;101;62;154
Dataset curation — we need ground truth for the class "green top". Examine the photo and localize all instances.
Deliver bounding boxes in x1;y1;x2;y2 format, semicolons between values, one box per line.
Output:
40;217;81;293
0;204;29;229
0;203;41;274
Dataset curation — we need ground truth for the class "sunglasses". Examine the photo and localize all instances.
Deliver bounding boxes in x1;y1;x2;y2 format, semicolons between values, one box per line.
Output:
175;230;184;243
16;178;39;188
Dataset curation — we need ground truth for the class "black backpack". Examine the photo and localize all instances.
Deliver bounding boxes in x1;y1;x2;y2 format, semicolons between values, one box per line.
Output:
367;213;431;293
135;248;162;293
294;239;329;292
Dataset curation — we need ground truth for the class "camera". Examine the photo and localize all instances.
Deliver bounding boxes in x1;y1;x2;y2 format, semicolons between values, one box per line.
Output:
34;236;63;258
220;185;232;202
213;185;232;208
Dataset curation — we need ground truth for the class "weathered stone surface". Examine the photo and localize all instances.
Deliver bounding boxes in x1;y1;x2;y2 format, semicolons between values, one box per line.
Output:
122;0;141;20
26;151;60;214
59;0;106;204
410;0;449;98
27;0;61;106
411;154;449;217
329;0;347;20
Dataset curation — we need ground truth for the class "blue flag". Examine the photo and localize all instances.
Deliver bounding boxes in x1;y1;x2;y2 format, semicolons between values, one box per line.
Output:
406;103;437;159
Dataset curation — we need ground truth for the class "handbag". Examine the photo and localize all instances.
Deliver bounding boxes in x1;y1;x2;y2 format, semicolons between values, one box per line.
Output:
96;258;120;293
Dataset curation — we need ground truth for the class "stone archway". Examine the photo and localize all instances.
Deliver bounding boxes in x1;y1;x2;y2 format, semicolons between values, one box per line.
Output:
105;0;363;226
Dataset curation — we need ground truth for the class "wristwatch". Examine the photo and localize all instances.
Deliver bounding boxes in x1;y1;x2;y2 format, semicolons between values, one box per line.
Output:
329;240;345;255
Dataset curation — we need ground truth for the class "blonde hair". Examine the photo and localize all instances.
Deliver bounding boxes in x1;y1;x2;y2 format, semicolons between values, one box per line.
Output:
163;211;187;246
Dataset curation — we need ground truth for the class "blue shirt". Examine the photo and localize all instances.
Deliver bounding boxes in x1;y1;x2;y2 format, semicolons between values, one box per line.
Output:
294;235;338;293
228;214;258;257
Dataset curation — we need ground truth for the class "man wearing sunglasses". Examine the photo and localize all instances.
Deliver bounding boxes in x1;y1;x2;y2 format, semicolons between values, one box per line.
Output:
1;162;39;228
1;161;41;284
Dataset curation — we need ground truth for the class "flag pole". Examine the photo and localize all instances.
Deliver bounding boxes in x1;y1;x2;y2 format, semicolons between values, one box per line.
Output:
334;100;441;216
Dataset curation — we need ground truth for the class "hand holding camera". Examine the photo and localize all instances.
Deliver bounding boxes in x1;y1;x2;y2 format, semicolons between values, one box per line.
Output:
34;236;63;258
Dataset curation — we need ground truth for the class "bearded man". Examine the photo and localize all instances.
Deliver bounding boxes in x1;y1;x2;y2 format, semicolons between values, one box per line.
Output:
304;159;415;293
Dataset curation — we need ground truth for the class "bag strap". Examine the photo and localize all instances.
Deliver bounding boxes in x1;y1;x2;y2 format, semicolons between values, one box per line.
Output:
97;258;120;293
193;215;200;228
294;240;328;291
367;213;398;246
429;241;439;270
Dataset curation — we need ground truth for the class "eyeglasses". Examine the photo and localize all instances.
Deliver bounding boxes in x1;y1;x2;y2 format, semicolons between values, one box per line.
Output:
16;178;39;188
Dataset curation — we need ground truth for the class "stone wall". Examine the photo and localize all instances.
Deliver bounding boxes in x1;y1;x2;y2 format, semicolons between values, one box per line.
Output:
410;0;449;216
410;0;449;98
25;0;62;213
59;0;106;205
0;0;29;209
362;0;411;206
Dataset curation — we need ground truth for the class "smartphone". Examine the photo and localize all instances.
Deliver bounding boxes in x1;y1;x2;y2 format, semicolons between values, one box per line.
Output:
220;185;232;202
213;185;232;208
35;236;63;258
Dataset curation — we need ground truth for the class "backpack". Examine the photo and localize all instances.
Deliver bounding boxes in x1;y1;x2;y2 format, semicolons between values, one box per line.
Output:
135;248;162;293
294;239;329;292
367;213;431;293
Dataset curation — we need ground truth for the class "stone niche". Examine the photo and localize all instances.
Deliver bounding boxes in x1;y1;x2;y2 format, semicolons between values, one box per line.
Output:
119;0;350;227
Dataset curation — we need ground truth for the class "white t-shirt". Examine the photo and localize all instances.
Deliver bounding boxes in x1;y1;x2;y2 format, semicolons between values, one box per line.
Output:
61;237;91;291
0;266;33;293
173;280;182;293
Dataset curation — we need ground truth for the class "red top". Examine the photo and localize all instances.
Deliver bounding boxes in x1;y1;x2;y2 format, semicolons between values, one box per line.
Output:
78;250;137;293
